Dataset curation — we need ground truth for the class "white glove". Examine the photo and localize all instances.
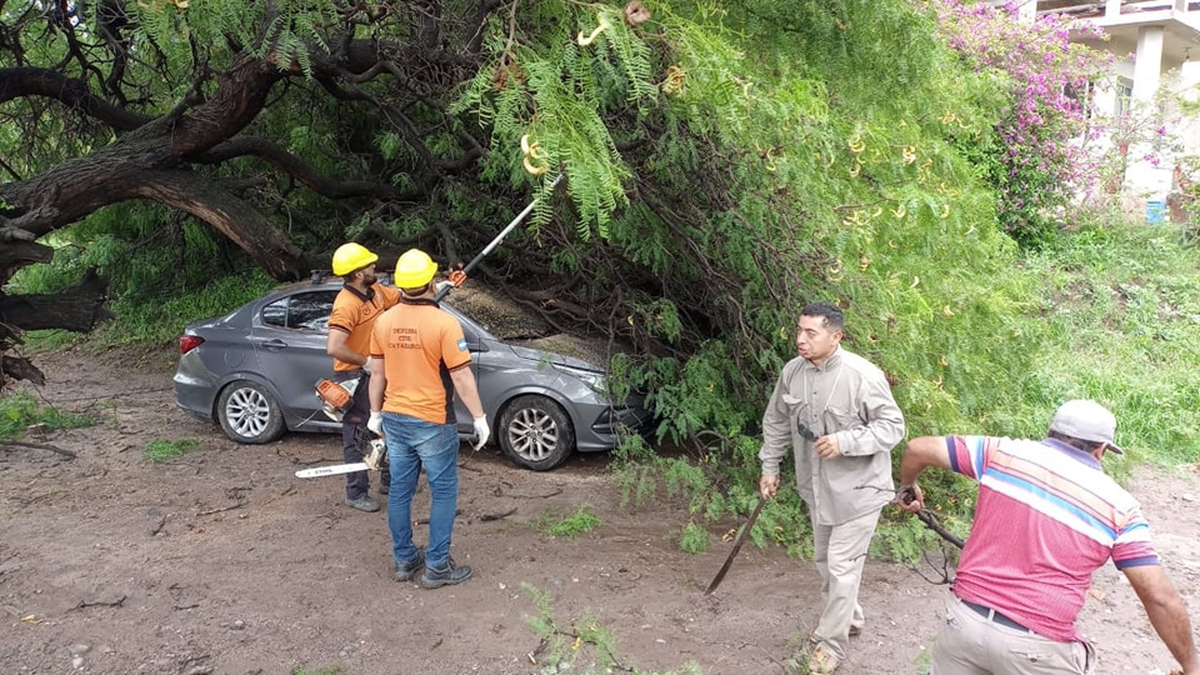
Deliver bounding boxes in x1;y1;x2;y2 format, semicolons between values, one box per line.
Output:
435;280;454;295
362;357;372;374
472;415;490;450
367;411;384;436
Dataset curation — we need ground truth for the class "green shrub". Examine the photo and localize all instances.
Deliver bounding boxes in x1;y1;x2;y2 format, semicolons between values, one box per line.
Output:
679;521;709;554
522;583;706;675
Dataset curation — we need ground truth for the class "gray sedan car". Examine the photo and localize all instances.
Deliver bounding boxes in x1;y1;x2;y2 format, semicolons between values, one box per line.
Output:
173;279;649;470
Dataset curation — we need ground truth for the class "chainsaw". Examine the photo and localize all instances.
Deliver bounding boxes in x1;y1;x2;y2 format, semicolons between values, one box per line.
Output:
295;438;386;479
314;376;360;422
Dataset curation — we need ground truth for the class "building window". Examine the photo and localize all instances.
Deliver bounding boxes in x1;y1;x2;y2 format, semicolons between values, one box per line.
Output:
1115;76;1133;116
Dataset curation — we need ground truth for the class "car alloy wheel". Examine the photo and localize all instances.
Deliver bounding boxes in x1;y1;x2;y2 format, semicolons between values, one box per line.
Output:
217;380;285;444
498;394;575;471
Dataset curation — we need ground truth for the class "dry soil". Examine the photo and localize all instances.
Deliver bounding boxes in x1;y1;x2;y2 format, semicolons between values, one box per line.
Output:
1;346;1198;675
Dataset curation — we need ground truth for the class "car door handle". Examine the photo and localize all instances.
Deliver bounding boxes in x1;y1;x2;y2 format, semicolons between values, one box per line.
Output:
258;338;289;351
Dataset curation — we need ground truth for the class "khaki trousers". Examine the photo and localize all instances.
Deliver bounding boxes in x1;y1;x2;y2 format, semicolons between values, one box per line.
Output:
932;596;1095;675
810;508;881;660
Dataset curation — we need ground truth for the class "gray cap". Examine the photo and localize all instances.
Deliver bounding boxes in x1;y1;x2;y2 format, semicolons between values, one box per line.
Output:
1049;399;1123;454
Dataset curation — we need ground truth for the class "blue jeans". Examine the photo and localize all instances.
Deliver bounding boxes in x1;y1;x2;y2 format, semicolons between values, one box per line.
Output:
381;413;460;569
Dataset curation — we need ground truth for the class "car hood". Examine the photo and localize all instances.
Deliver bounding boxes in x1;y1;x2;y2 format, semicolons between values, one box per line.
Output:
502;335;614;373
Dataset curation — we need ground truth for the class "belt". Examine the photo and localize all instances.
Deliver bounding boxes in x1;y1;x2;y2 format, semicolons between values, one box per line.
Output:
961;599;1032;633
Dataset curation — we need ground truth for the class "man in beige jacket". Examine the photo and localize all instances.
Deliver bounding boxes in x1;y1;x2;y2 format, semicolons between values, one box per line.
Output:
759;302;905;674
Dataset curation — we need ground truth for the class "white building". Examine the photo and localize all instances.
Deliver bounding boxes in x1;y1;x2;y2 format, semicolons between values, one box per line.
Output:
1017;0;1200;219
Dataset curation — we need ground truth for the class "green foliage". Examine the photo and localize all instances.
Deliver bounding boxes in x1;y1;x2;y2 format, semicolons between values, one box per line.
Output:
0;394;94;441
143;438;201;462
454;3;658;236
8;201;277;345
1017;218;1200;470
8;0;1196;576
679;521;709;554
521;583;706;675
536;504;602;538
291;667;342;675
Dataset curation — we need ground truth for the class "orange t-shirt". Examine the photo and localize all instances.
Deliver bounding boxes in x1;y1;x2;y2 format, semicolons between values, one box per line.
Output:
328;283;400;372
369;299;472;425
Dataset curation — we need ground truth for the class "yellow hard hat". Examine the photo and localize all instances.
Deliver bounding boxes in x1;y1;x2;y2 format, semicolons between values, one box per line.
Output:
331;243;378;276
394;248;438;289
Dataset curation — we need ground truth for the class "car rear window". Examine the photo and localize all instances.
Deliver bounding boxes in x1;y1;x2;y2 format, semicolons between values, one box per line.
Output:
262;291;337;331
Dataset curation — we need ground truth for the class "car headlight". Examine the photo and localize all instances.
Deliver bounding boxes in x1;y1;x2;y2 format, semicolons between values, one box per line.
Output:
553;364;606;394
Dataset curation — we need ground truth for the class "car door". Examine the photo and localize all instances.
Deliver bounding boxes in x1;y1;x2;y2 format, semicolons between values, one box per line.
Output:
445;306;493;434
250;289;338;428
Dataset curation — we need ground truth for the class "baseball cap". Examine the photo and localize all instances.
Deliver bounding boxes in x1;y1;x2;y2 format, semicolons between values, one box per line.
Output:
1049;399;1123;454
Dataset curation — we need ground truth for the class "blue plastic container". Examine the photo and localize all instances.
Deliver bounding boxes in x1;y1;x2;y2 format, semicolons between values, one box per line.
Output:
1142;199;1161;223
1146;200;1167;225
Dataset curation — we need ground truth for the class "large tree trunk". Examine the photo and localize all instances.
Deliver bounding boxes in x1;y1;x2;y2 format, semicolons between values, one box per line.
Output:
0;57;311;280
0;269;112;386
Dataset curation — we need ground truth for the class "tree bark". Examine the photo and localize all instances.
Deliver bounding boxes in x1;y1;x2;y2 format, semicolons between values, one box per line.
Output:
0;56;308;280
0;269;112;332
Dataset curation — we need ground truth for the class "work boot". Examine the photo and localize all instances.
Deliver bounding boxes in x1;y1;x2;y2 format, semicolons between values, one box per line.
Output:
344;495;379;513
419;560;472;589
378;480;390;496
807;643;840;674
394;549;425;582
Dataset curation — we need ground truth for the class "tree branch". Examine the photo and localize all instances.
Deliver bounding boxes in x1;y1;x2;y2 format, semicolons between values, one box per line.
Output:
0;67;151;131
197;137;424;201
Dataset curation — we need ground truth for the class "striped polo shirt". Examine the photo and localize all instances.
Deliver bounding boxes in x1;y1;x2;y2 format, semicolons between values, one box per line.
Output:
945;435;1158;641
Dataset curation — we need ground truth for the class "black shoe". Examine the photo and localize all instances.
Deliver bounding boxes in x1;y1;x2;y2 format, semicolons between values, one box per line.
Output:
394;549;425;582
419;560;472;589
344;495;380;513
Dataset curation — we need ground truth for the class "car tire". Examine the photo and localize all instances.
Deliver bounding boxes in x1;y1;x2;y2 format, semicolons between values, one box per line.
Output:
497;394;575;471
216;380;286;444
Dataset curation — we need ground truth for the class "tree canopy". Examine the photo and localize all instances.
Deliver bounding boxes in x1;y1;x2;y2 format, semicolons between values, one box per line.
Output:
2;0;1060;504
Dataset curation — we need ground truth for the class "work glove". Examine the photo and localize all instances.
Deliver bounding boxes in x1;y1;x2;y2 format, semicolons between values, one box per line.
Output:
367;411;384;436
472;415;490;450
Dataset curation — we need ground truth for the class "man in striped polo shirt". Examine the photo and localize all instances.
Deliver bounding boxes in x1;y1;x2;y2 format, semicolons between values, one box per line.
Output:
897;399;1198;675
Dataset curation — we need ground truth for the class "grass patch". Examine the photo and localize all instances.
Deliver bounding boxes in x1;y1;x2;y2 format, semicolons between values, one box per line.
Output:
0;393;94;440
143;438;201;462
19;329;85;354
535;503;602;538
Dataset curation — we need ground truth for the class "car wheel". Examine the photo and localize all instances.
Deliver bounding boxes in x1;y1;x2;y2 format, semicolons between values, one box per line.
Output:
216;380;285;444
498;395;575;471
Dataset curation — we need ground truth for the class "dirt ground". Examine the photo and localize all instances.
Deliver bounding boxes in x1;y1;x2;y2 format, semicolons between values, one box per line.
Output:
2;346;1199;675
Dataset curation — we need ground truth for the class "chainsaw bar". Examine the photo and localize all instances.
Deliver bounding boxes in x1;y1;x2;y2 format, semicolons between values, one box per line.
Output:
295;462;369;478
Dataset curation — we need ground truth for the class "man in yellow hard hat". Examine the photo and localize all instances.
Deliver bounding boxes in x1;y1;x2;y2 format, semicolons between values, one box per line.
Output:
368;248;489;588
326;242;400;513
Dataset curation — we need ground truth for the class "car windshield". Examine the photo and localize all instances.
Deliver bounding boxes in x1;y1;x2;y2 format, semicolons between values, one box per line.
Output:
256;285;496;342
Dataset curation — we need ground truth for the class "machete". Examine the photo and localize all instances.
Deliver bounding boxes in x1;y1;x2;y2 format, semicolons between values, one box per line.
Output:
704;495;766;596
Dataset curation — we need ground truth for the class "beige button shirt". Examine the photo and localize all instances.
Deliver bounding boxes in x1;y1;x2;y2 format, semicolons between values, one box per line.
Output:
759;346;905;526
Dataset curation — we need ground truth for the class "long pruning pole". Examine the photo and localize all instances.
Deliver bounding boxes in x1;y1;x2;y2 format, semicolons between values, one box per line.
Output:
434;172;565;302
